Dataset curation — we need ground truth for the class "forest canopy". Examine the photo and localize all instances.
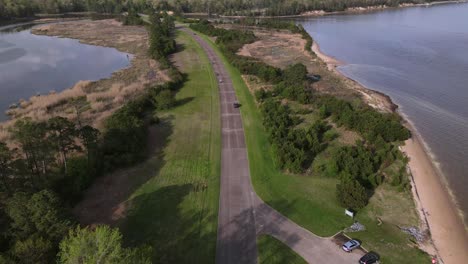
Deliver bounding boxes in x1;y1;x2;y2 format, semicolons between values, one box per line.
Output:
0;0;452;20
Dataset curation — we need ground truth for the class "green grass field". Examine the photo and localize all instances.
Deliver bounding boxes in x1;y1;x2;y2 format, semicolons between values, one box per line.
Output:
196;31;430;264
121;30;220;263
257;235;307;264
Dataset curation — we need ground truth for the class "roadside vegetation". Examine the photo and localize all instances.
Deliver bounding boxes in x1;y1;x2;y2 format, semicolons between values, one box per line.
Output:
191;20;430;263
257;235;307;264
0;12;181;263
119;30;220;263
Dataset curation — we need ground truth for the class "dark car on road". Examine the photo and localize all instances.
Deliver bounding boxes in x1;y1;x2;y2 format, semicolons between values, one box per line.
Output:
342;239;360;252
233;102;241;108
359;252;379;264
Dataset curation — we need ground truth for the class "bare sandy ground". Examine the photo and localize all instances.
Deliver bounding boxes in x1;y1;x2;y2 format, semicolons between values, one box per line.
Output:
402;134;468;264
237;29;396;113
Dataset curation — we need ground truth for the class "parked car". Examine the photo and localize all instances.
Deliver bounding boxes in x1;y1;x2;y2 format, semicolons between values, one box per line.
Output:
359;252;379;264
342;239;360;252
233;102;241;108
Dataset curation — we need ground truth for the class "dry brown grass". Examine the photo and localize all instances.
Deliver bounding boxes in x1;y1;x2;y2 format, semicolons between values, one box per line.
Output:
1;19;170;140
229;24;395;112
241;75;274;95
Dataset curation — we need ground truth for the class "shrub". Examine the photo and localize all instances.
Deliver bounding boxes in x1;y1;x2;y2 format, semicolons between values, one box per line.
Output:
336;176;369;210
152;89;175;110
102;100;148;170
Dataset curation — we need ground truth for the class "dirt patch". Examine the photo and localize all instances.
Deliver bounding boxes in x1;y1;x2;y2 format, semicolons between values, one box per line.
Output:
73;124;162;226
0;19;170;141
234;26;395;113
241;75;274;94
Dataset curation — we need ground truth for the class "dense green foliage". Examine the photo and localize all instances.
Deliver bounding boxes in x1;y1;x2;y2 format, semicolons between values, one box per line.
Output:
336;176;368;210
178;0;449;15
190;20;282;83
261;99;329;173
0;0;450;21
122;9;144;25
58;225;151;264
102;99;149;170
0;190;72;263
148;12;176;67
316;95;410;142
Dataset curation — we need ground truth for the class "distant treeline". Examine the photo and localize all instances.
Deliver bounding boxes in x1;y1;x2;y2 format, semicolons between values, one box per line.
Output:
0;0;453;21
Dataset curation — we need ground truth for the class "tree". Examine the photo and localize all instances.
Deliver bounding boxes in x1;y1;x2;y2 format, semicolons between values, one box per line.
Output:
5;190;71;241
0;142;14;192
11;237;53;264
283;63;308;84
48;116;79;174
152;89;174;110
78;125;100;166
58;225;152;264
336;176;368;211
148;11;176;67
10;118;53;186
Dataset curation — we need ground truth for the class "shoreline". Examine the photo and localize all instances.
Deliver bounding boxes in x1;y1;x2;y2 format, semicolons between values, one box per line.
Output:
312;38;468;263
0;19;167;141
312;41;397;113
213;0;467;19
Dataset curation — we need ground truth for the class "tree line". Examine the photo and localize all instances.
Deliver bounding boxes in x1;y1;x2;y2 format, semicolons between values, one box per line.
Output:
190;20;412;212
0;0;451;21
0;12;178;263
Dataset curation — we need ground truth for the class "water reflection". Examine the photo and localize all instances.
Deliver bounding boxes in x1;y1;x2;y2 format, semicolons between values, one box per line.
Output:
0;23;131;120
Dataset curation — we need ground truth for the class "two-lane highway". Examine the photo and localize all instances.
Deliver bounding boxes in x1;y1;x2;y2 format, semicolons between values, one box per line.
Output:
181;28;363;264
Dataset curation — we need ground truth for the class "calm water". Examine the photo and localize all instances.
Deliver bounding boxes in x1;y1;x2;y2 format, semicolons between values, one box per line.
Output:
298;2;468;225
0;23;131;120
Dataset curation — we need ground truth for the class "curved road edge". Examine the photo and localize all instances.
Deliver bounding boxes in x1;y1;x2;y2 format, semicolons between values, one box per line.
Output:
180;27;365;264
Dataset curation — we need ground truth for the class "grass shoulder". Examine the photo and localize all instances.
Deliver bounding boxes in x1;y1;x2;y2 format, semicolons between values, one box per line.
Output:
119;30;221;263
257;235;307;264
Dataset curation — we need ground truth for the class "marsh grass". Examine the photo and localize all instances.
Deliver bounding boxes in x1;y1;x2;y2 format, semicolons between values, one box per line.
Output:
1;19;169;140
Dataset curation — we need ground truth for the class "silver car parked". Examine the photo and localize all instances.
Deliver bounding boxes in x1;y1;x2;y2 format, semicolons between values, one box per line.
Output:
342;239;360;252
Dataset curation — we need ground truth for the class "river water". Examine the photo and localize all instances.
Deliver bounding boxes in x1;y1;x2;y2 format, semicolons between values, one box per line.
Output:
297;2;468;225
0;23;131;121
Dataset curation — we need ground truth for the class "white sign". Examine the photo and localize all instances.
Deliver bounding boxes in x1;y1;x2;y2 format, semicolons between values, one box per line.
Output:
345;209;354;218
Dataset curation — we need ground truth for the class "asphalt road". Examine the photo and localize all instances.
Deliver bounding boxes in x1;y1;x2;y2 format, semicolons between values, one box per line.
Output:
182;28;364;264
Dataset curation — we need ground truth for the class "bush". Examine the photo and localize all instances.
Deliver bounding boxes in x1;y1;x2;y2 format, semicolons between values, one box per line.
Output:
315;95;411;143
102;100;148;170
153;89;175;110
54;157;96;203
122;9;144;26
58;226;152;264
336;176;369;210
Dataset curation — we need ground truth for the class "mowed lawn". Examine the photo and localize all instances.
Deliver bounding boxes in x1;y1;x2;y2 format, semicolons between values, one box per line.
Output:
257;235;307;264
196;32;430;263
121;31;220;263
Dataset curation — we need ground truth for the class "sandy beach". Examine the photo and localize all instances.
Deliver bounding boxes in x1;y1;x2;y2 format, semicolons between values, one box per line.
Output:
402;132;468;264
313;39;468;264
